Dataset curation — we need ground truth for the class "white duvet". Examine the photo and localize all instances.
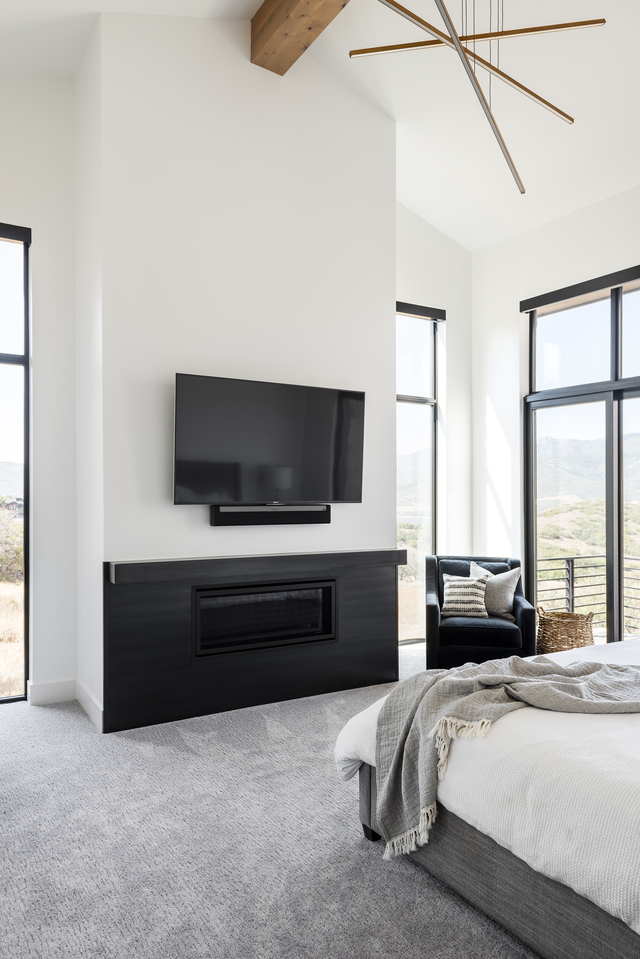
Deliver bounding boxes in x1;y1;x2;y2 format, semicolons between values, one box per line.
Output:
334;639;640;933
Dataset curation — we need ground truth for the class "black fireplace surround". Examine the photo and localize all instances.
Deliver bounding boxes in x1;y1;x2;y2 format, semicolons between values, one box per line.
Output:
103;549;406;733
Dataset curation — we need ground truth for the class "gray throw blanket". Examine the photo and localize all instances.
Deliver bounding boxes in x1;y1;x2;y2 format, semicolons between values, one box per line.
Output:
375;655;640;860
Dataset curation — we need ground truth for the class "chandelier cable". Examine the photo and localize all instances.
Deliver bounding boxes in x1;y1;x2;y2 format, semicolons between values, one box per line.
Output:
489;0;492;107
473;0;476;72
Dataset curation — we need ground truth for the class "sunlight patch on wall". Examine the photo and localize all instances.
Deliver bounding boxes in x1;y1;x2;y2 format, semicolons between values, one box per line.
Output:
485;394;512;554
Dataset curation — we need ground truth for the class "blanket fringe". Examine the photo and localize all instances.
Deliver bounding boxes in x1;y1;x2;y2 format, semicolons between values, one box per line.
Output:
428;715;492;779
383;803;438;861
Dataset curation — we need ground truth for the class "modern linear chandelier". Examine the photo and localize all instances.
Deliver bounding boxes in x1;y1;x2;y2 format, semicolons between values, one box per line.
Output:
350;1;605;193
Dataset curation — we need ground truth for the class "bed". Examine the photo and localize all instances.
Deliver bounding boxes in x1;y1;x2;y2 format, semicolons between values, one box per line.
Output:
335;640;640;959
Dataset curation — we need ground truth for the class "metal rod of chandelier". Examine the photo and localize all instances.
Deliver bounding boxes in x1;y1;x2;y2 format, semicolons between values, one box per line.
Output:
375;0;574;125
431;0;523;191
349;18;605;60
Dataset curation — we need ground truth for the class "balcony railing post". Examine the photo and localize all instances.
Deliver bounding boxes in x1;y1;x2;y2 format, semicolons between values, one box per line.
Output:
567;557;574;613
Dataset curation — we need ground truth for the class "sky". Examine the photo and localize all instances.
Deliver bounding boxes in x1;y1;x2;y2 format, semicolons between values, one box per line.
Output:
537;290;640;396
397;401;432;458
0;365;24;464
536;298;610;391
536;396;640;441
536;290;640;441
0;239;23;356
0;239;25;465
396;315;433;456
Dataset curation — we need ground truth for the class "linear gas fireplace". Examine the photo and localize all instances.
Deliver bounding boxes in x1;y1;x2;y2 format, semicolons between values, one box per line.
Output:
193;581;335;656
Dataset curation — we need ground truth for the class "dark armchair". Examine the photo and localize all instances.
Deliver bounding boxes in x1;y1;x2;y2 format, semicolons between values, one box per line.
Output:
426;555;536;670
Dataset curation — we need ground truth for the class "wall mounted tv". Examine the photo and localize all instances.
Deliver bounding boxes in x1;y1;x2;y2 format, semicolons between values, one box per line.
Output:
174;373;365;506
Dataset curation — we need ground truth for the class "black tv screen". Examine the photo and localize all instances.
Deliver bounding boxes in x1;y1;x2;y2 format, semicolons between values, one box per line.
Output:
174;373;365;505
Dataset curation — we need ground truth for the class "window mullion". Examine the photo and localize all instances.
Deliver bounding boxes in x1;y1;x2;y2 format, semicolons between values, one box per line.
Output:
611;286;622;382
605;393;622;642
22;238;30;685
523;400;536;604
529;310;536;393
432;391;437;555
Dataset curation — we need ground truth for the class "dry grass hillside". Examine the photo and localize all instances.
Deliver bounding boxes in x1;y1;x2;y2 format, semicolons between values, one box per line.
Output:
0;582;24;697
537;499;640;558
537;499;640;634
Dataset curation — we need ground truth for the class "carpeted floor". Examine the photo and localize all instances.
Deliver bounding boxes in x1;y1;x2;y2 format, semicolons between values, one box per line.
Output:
0;644;537;959
398;641;427;682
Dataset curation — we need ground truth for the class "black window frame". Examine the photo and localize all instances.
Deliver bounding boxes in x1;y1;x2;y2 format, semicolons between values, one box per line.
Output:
522;264;640;643
0;221;31;702
396;300;444;556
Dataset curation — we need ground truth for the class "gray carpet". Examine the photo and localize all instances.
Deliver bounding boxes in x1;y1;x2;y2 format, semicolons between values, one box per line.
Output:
398;641;427;682
0;645;537;959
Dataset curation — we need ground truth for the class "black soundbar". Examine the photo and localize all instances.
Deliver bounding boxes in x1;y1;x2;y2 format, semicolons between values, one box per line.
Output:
210;505;331;527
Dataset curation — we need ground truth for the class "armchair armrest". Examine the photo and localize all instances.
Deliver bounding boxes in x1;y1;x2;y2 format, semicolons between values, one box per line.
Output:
513;593;536;657
426;590;441;669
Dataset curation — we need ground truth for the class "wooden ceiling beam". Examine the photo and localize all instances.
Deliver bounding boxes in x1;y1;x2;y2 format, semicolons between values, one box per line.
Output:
251;0;350;76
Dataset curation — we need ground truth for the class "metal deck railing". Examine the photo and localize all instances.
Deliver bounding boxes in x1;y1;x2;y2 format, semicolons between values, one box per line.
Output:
536;554;640;635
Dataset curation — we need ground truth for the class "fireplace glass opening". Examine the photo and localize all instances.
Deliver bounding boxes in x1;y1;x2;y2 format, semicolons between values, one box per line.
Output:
194;581;335;656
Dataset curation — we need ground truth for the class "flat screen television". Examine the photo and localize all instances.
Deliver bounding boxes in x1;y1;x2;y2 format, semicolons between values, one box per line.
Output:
174;373;365;505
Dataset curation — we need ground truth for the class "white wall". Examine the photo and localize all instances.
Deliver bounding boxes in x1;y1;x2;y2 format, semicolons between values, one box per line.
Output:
472;184;640;564
75;25;104;724
0;78;77;705
95;14;397;563
68;14;398;724
396;203;472;554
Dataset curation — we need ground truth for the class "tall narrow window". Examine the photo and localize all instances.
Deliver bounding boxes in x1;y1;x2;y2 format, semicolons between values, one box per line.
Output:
0;223;30;701
396;302;442;643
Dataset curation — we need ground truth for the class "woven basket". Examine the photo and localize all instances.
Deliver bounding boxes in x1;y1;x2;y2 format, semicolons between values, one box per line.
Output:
536;606;594;655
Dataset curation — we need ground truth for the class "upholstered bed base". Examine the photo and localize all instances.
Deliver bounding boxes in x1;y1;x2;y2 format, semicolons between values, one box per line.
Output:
359;764;640;959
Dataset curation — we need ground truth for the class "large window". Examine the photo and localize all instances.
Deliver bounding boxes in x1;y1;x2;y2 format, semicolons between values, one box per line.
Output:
523;266;640;642
0;223;30;700
396;301;442;642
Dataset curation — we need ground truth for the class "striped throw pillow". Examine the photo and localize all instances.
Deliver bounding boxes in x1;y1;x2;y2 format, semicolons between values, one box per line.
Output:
441;572;489;618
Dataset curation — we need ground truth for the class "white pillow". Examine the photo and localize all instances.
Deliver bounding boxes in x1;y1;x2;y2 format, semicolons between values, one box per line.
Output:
441;572;490;618
470;562;521;621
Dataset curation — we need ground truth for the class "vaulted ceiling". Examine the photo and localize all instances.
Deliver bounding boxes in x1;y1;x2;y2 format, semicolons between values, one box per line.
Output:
0;0;637;250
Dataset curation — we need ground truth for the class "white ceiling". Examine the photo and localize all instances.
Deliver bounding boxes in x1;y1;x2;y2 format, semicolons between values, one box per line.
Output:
309;0;640;250
0;0;637;250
